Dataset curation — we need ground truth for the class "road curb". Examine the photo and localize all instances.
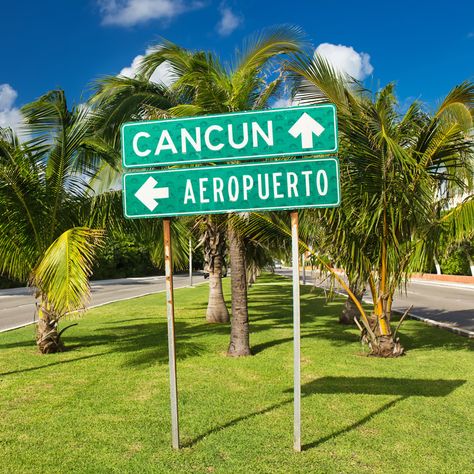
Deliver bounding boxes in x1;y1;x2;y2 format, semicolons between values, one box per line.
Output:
279;271;474;339
393;310;474;339
0;281;208;334
327;287;474;339
0;320;37;333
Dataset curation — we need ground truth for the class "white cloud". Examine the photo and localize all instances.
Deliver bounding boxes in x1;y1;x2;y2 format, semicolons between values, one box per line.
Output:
272;97;292;108
0;84;25;137
98;0;203;27
119;48;175;87
119;54;144;78
216;5;241;36
315;43;374;81
0;83;17;110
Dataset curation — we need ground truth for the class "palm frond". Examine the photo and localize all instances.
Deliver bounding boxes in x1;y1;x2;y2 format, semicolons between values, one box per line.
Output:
439;195;474;242
139;40;195;82
22;89;69;136
233;25;306;76
31;227;104;317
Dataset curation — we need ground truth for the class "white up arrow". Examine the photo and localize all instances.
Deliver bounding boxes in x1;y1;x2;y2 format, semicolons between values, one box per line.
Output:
135;177;170;211
288;112;325;149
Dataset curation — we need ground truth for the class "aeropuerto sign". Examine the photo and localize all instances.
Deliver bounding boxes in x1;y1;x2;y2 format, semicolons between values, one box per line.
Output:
121;104;338;168
123;158;340;218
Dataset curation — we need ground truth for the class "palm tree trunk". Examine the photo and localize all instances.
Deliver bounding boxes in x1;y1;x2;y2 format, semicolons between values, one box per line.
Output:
365;272;404;357
227;223;251;356
465;250;474;277
340;280;365;325
203;217;229;323
206;253;229;323
35;303;64;354
370;290;404;357
378;224;391;336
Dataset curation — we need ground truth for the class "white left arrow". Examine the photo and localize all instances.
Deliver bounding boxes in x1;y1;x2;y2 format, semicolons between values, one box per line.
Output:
135;177;170;211
288;112;325;149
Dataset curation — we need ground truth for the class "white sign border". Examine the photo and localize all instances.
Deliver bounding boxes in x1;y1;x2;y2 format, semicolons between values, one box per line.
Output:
121;105;338;169
122;157;341;219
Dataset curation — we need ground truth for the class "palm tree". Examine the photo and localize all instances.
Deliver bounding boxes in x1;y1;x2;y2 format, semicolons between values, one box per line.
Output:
286;56;474;356
195;215;230;323
90;65;231;327
0;91;116;353
92;27;305;355
139;28;304;356
245;240;274;286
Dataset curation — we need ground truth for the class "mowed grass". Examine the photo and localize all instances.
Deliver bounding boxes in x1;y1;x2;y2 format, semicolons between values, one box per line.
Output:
0;273;473;474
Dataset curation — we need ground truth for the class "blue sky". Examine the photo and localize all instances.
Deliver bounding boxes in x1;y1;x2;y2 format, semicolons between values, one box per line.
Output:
1;0;473;131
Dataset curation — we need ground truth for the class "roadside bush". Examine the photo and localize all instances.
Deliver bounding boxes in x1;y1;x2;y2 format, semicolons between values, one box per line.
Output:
440;248;471;275
92;237;158;280
0;276;24;289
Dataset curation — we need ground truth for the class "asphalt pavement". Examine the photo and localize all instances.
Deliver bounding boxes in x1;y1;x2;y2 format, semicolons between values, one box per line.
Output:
278;268;474;337
1;270;473;337
0;273;203;333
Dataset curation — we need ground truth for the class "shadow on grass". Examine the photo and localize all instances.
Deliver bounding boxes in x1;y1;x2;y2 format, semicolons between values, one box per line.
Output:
185;376;465;449
248;283;473;353
297;376;466;398
64;321;205;368
1;274;470;376
298;376;466;450
0;352;109;377
182;399;292;448
0;321;206;375
302;396;405;450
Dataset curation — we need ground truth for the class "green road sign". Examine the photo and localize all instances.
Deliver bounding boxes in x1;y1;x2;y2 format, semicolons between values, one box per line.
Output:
121;105;338;168
123;158;340;218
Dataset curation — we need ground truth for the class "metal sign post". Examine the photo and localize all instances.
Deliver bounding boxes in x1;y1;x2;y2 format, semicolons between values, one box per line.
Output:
163;218;180;449
291;211;301;452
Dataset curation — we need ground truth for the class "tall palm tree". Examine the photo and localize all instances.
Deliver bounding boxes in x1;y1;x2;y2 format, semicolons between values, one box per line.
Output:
92;27;305;355
286;56;474;356
90;62;230;327
139;28;304;356
0;91;116;353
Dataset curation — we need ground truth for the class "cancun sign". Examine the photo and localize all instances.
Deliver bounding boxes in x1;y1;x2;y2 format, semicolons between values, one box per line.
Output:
121;104;338;168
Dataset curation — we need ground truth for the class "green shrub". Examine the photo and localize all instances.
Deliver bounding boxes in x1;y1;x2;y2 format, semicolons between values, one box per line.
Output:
0;276;24;289
92;237;158;280
440;248;471;275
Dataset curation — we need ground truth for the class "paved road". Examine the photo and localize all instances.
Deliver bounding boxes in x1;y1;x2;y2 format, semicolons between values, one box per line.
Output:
0;274;203;333
2;270;473;337
277;269;474;336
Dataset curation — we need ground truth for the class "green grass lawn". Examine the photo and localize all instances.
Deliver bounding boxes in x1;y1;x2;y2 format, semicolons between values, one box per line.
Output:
0;273;473;473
